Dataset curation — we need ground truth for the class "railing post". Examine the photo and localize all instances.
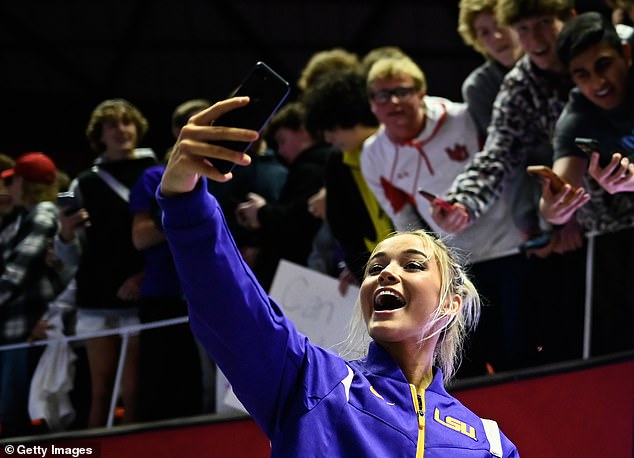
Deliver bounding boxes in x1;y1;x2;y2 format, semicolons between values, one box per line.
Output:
582;232;596;360
107;331;130;428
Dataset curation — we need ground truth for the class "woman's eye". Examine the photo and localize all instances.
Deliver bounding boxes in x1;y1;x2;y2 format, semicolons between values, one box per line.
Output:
405;262;425;271
367;264;384;275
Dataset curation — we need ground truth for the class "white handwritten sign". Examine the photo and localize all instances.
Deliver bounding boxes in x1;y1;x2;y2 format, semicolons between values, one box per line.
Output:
269;259;359;350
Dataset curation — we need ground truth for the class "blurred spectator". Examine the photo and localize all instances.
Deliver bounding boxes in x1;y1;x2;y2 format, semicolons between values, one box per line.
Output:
0;155;16;233
130;98;211;420
207;137;288;269
297;48;360;92
544;12;634;355
0;152;62;437
54;99;157;427
302;69;394;289
130;164;203;421
298;47;362;278
164;98;211;161
458;0;523;141
606;0;634;26
236;102;336;290
170;98;211;139
55;170;71;194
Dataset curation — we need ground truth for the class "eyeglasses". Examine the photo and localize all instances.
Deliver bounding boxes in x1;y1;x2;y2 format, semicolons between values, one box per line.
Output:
370;86;418;104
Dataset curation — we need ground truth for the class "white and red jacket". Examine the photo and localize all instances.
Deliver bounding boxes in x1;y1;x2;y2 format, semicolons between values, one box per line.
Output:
361;96;522;263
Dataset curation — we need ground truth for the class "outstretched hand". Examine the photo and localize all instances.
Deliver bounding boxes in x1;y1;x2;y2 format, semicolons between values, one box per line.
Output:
430;201;471;233
539;178;590;226
588;151;634;194
160;97;259;196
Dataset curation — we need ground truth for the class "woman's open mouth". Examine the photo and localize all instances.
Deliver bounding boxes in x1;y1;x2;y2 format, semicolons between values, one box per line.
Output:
373;289;406;311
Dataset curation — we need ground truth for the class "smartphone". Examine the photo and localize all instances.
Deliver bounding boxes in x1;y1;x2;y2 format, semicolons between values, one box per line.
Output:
208;61;290;173
575;137;624;172
418;189;453;211
57;191;81;216
574;137;601;156
526;165;568;193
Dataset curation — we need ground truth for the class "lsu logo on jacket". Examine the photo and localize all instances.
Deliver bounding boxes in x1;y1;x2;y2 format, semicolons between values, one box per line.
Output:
434;408;477;440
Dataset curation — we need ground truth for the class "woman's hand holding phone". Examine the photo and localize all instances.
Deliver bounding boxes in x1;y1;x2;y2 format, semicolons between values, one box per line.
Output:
161;97;258;197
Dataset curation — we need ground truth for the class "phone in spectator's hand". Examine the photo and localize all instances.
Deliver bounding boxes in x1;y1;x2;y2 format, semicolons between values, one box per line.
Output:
526;165;568;193
57;191;81;216
208;61;290;173
574;137;601;156
575;136;625;172
418;189;453;211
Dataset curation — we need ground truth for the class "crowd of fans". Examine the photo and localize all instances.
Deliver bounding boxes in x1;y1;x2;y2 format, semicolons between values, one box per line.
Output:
0;0;633;439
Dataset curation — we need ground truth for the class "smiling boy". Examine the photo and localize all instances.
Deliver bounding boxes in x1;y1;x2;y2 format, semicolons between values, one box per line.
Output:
360;55;523;264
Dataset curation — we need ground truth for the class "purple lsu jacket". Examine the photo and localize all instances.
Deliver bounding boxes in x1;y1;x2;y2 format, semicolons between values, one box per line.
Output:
158;180;519;457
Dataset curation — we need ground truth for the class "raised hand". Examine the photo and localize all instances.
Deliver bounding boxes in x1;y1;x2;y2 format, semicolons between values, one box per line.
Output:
160;97;259;196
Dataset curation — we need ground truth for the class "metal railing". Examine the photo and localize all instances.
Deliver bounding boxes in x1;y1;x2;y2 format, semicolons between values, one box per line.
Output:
0;229;611;430
0;316;190;428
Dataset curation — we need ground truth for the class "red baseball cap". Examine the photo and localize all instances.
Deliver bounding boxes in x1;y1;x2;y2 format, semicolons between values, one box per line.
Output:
1;152;57;184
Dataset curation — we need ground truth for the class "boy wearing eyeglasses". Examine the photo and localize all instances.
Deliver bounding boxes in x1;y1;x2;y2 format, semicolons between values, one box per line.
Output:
361;55;523;265
360;55;529;374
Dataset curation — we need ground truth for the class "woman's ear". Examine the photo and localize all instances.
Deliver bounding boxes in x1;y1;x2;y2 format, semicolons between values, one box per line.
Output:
443;294;462;319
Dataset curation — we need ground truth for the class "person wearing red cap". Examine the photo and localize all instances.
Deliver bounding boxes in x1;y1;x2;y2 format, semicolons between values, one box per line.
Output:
0;152;57;186
0;152;67;437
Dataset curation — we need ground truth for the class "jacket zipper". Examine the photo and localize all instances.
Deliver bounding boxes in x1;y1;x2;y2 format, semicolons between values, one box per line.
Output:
409;385;425;458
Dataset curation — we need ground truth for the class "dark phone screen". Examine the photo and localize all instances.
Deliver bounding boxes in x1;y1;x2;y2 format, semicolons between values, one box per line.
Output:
209;62;290;173
574;137;600;156
57;192;81;216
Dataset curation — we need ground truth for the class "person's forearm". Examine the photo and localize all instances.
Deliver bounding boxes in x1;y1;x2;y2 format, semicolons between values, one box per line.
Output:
132;212;166;250
54;233;82;268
